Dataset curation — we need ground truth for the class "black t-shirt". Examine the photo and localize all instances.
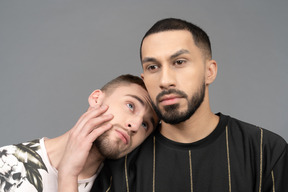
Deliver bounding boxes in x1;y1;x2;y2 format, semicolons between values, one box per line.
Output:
92;113;288;192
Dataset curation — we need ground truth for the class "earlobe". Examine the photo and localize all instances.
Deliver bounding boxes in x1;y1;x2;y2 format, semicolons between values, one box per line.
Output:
88;89;104;107
206;60;217;85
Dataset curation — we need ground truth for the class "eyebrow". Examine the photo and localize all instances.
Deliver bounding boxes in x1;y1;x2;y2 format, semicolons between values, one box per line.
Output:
142;57;157;64
170;49;190;59
142;49;190;64
126;94;145;106
126;94;156;128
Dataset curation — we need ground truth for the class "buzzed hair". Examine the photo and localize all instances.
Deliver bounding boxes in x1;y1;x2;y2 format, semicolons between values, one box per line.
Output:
140;18;212;60
101;74;146;96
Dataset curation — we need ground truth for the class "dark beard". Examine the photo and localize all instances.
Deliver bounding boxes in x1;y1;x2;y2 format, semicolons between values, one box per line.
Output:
94;130;124;159
152;82;205;124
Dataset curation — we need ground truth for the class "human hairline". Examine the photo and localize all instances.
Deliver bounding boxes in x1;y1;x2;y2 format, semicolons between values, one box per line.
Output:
100;74;147;97
140;18;212;63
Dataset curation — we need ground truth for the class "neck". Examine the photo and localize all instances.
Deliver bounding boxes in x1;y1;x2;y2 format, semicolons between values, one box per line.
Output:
45;132;104;180
160;94;219;143
79;146;104;179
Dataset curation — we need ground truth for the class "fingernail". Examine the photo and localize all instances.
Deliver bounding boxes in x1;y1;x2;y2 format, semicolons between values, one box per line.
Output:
101;104;108;109
106;114;113;118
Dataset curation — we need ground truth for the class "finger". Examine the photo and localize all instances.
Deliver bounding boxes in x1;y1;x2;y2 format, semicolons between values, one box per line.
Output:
80;114;114;136
76;105;108;128
70;107;101;133
87;103;101;111
67;113;113;146
73;105;110;133
86;123;113;142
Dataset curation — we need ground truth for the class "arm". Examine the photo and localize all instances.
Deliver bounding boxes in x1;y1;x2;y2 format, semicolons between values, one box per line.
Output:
57;105;113;192
263;144;288;191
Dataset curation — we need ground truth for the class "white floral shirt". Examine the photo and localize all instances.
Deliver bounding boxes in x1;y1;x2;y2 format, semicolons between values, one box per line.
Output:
0;138;100;192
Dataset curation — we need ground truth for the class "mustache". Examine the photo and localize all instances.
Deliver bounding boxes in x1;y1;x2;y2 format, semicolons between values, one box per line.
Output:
156;89;188;103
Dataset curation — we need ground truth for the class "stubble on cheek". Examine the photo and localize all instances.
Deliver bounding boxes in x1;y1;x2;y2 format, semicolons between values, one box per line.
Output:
94;130;131;159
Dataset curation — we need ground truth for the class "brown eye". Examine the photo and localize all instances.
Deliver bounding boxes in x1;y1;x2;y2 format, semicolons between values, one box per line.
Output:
147;65;158;71
175;60;185;65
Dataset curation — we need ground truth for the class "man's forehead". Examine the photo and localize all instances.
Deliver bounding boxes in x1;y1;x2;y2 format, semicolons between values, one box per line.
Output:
142;30;195;54
143;30;193;43
126;94;145;105
126;92;152;110
113;84;149;101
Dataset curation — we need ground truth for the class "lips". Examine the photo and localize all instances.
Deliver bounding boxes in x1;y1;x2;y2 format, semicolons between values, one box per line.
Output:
115;129;130;144
158;94;182;105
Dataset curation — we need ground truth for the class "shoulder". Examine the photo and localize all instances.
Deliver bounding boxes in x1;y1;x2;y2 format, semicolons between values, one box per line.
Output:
0;139;44;170
225;114;287;160
0;139;49;192
0;139;41;154
0;139;43;166
227;115;286;145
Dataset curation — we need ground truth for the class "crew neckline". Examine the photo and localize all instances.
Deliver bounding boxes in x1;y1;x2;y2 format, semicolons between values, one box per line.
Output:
155;113;229;150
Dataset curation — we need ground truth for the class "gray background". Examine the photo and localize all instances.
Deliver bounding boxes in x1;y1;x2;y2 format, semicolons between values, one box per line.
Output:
0;0;287;146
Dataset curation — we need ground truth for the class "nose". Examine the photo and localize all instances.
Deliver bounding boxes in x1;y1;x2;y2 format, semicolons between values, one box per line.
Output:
159;66;176;90
126;116;142;133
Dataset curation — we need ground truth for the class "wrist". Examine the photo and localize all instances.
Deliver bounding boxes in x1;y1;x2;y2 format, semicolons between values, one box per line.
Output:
58;173;78;192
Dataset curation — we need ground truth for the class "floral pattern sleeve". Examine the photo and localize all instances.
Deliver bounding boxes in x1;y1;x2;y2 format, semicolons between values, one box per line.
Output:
0;140;48;192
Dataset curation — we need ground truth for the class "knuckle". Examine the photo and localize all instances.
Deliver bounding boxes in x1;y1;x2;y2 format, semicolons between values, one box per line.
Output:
85;119;96;127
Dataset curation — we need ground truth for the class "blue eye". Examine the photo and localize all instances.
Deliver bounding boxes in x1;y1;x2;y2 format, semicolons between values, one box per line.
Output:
142;122;148;130
127;103;134;111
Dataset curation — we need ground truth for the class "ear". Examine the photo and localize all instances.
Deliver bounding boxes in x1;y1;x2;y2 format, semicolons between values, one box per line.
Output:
88;89;105;107
205;59;217;85
140;73;144;80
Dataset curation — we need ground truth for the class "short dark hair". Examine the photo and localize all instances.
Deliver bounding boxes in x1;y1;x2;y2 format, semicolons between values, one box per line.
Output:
140;18;212;60
101;74;146;96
